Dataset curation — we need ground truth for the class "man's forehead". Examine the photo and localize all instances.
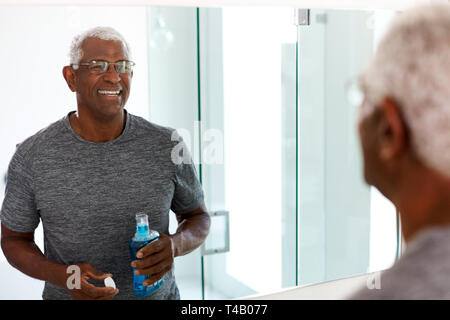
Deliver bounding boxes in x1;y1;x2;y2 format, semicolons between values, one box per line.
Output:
80;37;129;60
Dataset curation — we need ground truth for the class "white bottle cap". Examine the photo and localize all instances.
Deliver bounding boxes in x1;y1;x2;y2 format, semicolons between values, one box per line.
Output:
104;276;116;289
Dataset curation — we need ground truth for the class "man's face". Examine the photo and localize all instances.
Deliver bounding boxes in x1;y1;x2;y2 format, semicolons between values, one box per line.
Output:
72;37;132;118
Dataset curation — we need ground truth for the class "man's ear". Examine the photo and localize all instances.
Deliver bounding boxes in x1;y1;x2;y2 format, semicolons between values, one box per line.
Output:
378;96;407;161
62;66;77;92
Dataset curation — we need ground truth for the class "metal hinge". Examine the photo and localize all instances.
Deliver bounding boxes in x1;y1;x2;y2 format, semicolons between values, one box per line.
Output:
201;210;230;256
294;9;310;26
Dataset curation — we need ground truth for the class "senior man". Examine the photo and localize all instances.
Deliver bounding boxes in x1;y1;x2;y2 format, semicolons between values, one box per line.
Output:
351;4;450;299
0;26;210;300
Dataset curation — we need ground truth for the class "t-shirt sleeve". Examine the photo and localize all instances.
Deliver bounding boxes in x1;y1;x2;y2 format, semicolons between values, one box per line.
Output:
170;134;204;215
0;145;40;233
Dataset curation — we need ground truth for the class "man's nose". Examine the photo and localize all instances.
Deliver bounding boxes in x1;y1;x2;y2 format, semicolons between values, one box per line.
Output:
103;63;121;83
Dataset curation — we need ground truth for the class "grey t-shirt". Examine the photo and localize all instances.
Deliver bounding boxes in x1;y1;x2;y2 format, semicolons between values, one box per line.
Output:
349;226;450;299
0;110;204;300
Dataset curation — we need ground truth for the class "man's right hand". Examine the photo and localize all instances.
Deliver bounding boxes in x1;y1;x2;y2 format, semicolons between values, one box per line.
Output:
64;263;119;300
1;224;118;300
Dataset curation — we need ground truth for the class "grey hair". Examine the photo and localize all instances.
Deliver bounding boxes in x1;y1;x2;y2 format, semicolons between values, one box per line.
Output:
69;26;132;65
360;4;450;177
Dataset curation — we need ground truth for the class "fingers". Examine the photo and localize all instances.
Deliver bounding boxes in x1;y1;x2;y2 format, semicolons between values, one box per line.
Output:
132;234;174;272
142;268;169;286
80;263;113;281
94;288;120;300
135;254;172;276
85;271;113;282
130;234;174;287
132;246;173;285
136;233;173;259
69;263;118;300
81;276;118;298
133;249;171;270
136;240;162;259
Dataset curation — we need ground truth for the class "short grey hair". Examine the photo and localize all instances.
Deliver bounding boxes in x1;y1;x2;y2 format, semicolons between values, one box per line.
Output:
69;26;132;65
360;4;450;177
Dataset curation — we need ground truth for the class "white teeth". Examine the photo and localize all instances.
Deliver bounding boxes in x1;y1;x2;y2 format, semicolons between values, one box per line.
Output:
98;90;121;95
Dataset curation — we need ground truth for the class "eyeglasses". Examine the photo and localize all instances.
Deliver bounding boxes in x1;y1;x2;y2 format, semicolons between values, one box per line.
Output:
71;60;135;74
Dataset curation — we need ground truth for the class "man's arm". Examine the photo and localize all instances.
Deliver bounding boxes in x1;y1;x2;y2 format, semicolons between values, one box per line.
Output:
171;201;211;257
1;223;68;288
1;223;118;299
131;202;210;286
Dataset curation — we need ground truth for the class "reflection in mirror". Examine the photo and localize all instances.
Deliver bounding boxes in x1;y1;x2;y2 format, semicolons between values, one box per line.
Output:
0;4;398;300
0;5;151;299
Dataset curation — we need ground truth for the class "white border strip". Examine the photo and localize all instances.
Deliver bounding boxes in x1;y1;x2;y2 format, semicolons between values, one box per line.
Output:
0;0;446;11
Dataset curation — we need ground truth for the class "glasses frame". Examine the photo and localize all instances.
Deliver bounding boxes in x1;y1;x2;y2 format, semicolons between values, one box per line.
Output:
71;59;135;74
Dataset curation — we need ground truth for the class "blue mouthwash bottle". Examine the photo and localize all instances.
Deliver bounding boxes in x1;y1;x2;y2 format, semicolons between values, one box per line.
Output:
129;213;164;297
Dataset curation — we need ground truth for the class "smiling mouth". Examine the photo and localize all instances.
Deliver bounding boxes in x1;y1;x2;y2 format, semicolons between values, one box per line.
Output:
98;89;122;96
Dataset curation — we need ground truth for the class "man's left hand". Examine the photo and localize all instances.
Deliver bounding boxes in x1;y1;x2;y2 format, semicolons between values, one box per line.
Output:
130;233;174;286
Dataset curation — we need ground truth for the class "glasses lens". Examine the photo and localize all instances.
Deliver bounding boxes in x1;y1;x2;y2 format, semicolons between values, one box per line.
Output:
114;61;134;74
114;61;126;74
125;61;134;73
89;61;108;74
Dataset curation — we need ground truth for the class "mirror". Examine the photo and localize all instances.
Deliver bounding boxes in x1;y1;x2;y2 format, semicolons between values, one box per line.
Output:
0;4;398;300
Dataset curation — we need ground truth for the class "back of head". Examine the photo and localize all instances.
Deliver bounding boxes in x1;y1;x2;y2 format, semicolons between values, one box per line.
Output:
69;26;131;65
360;4;450;178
